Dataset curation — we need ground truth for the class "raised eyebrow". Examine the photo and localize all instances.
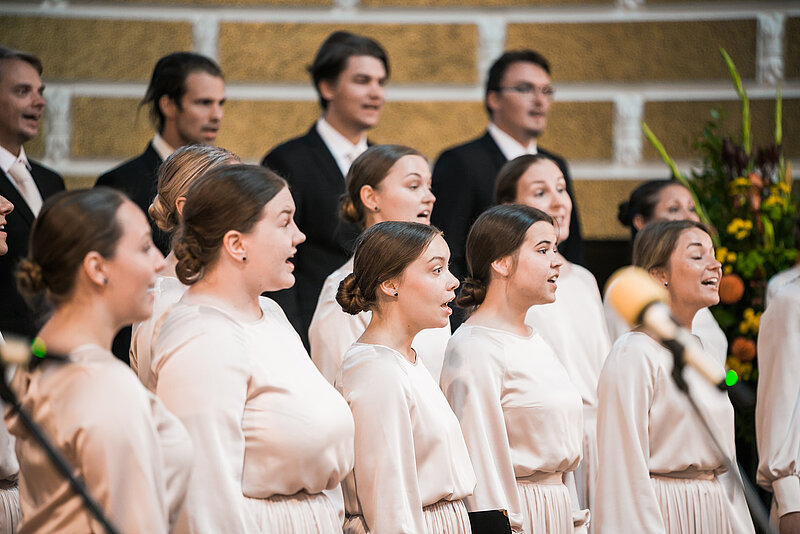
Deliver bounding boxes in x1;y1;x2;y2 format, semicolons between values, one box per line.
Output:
427;256;447;263
686;242;706;249
535;239;553;247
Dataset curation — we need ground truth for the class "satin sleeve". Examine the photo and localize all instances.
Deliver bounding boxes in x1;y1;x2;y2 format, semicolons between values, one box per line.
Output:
595;336;666;534
342;355;426;534
154;313;254;534
440;334;524;532
757;281;800;517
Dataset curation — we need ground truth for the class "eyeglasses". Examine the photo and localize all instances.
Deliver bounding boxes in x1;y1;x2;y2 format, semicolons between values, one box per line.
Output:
497;84;555;98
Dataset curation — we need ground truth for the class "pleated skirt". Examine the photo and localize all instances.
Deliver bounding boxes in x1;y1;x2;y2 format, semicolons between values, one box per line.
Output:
343;498;471;533
517;474;573;534
243;490;340;534
0;486;20;534
650;473;732;534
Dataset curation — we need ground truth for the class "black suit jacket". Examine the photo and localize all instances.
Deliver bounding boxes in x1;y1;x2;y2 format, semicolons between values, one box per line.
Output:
0;160;65;338
431;131;585;282
95;142;170;255
261;125;360;347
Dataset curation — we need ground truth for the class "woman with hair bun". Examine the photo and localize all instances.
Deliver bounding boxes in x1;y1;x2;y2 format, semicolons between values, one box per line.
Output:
440;204;589;534
151;164;354;533
131;144;239;391
595;219;753;534
606;179;727;359
335;221;475;533
495;154;609;512
5;188;192;533
309;144;449;383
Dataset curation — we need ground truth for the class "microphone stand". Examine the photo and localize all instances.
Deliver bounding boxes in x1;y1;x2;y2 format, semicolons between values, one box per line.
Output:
663;339;776;534
0;363;121;534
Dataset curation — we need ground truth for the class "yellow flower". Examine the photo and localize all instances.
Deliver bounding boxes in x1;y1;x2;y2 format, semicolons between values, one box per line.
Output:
763;195;785;209
724;265;733;274
716;247;728;263
727;218;753;240
727;252;737;263
730;177;751;192
773;182;791;195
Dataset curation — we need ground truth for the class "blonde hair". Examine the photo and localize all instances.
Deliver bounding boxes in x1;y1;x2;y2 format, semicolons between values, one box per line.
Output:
149;144;239;233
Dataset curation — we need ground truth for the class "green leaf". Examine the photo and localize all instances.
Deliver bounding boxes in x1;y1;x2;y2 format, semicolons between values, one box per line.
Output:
721;48;750;156
761;215;775;249
776;86;782;146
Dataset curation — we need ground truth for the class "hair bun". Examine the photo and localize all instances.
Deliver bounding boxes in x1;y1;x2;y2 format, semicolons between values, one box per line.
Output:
149;194;177;233
456;277;486;309
340;197;361;226
173;232;205;285
336;273;369;315
16;258;46;296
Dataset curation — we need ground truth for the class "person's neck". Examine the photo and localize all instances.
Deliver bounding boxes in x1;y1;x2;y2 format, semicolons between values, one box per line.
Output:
36;298;118;355
358;307;418;364
669;301;699;330
185;264;263;321
323;113;366;145
0;138;23;158
467;281;531;336
158;126;183;152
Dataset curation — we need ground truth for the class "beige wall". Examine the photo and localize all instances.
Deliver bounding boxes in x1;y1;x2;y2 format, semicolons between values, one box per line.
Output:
2;1;797;239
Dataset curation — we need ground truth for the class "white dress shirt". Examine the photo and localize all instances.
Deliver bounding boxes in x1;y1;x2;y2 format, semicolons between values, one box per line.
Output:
488;123;537;161
316;118;368;178
150;133;176;162
0;145;42;213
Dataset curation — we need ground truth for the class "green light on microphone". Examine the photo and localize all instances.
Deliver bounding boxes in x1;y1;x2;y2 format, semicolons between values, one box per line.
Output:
725;369;739;387
31;337;47;359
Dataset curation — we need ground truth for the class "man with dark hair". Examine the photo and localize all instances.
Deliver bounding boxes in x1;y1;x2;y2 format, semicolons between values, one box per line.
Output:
96;51;224;364
96;51;225;255
262;31;389;347
0;46;65;339
432;49;584;283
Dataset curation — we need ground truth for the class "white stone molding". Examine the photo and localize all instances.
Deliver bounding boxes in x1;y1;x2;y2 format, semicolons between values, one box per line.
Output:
477;17;506;88
334;0;360;10
757;12;784;85
617;0;645;10
44;87;70;165
193;15;219;60
613;94;643;165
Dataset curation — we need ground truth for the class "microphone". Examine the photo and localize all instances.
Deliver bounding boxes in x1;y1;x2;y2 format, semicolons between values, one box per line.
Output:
0;335;68;370
605;266;727;389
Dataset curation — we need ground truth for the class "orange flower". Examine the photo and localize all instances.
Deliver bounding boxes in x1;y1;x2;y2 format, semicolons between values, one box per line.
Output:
748;172;764;189
719;273;745;304
731;337;756;362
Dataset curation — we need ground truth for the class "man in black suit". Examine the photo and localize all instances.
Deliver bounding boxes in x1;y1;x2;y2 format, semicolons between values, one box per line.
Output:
0;46;65;339
262;31;389;347
96;52;225;363
96;52;225;255
432;50;584;282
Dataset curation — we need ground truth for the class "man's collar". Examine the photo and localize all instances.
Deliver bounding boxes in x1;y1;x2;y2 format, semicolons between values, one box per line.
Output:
0;144;30;175
151;133;176;162
488;123;537;161
316;118;367;159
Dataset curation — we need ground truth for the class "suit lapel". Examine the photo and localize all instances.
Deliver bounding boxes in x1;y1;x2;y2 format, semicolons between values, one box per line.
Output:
304;126;346;188
478;131;508;169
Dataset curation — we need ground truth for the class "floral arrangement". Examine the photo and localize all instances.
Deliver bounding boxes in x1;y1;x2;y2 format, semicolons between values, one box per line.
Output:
642;49;797;387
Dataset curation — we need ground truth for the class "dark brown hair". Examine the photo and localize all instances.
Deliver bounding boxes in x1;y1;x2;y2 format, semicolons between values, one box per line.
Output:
336;221;440;315
633;219;713;272
494;153;555;205
618;179;686;240
340;144;425;228
457;204;553;309
16;188;127;305
173;164;287;285
0;46;43;77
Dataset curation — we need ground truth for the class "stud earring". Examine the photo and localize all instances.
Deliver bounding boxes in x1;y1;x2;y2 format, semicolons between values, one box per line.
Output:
102;277;108;285
664;282;668;287
394;292;398;297
242;255;247;262
374;206;380;212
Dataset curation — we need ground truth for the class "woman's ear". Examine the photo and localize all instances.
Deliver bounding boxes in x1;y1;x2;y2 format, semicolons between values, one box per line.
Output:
649;266;669;287
82;251;108;287
175;196;186;218
221;229;247;263
490;254;513;279
378;278;399;298
360;185;378;213
632;214;646;231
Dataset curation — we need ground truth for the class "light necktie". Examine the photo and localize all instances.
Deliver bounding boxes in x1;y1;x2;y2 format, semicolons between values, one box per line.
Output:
7;161;43;216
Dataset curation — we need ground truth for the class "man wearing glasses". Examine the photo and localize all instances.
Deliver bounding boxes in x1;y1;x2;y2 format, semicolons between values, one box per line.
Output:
431;49;584;283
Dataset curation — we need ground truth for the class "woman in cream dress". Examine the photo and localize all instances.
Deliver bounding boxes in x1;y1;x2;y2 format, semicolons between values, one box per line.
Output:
495;155;609;512
336;221;476;533
606;179;728;359
130;144;239;391
440;204;589;534
757;276;800;532
6;188;192;533
309;144;449;384
595;219;754;534
152;164;354;533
